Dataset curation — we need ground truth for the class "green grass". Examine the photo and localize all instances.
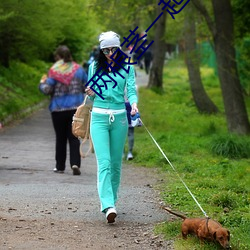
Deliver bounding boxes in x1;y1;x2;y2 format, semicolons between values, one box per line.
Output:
129;59;250;250
0;60;50;123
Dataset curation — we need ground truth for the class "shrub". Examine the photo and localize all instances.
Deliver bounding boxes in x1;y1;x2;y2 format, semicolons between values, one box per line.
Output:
210;191;237;209
210;135;250;159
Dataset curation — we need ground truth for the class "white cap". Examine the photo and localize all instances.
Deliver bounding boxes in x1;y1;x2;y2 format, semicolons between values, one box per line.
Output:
99;31;121;49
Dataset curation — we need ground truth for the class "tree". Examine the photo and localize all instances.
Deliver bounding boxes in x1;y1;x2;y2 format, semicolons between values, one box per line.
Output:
184;3;218;114
192;0;250;134
148;1;167;90
0;0;98;66
92;0;156;37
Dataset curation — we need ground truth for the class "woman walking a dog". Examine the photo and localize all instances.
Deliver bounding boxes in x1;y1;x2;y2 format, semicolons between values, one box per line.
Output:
85;31;138;223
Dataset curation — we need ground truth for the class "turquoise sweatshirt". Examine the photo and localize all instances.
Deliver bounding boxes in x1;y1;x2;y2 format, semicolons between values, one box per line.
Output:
87;62;138;110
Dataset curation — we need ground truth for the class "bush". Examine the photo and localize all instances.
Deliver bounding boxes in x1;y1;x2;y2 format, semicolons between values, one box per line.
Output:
210;135;250;159
210;191;237;209
0;60;48;122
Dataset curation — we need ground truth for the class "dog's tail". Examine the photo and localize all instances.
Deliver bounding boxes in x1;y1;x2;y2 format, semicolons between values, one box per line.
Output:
162;206;187;220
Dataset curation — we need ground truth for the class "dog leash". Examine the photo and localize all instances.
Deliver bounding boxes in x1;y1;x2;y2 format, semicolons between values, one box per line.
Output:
139;118;209;218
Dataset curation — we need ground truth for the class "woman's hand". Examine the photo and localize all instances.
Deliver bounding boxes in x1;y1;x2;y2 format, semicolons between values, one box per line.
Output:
131;103;138;116
85;86;95;97
40;74;47;84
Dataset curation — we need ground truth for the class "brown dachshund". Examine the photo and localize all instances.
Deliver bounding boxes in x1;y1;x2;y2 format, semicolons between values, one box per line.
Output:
162;207;231;249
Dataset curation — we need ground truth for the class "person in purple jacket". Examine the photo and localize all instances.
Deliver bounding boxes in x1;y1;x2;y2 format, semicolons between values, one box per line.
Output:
39;45;87;175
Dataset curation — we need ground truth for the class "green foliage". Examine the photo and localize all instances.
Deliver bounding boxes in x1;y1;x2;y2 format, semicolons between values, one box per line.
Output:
236;37;250;95
210;192;238;209
232;0;250;39
0;0;99;66
233;0;250;98
0;60;49;122
210;135;250;159
165;8;185;44
92;0;156;40
130;58;250;249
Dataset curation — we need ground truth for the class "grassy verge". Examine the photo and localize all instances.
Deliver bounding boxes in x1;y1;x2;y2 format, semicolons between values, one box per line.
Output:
129;59;250;250
0;60;50;124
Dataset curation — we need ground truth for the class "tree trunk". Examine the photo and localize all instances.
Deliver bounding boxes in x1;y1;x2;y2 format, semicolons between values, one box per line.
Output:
184;4;218;114
212;0;250;134
192;0;250;134
147;1;167;90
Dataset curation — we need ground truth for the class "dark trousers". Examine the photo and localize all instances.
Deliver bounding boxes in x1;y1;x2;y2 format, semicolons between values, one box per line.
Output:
51;110;80;171
125;102;134;153
144;60;151;74
127;127;134;152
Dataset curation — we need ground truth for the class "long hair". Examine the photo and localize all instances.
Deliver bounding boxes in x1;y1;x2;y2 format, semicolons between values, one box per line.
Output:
54;45;73;63
96;49;127;73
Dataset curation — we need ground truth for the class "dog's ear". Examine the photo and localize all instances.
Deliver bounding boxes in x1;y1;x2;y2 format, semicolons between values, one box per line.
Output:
213;231;217;240
227;230;230;240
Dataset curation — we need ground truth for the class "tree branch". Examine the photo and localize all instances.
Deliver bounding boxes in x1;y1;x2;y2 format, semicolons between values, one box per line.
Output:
191;0;216;37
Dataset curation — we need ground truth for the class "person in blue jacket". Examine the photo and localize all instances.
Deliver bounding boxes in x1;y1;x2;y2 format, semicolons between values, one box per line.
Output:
39;45;87;175
85;31;138;223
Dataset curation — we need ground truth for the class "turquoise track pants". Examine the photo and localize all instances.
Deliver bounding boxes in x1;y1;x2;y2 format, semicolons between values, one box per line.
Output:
90;111;128;212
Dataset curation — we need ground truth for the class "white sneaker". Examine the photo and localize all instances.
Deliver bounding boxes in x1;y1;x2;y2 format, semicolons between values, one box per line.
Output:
105;207;117;223
53;168;64;173
127;152;133;160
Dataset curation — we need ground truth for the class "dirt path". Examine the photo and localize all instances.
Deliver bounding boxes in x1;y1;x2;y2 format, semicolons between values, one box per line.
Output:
0;71;174;250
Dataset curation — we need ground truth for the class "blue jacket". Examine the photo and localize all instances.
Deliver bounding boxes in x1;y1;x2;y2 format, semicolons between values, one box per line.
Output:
39;66;87;112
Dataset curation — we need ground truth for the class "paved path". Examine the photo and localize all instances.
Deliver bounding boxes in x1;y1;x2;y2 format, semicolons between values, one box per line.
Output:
0;71;174;249
0;107;164;224
135;69;149;88
0;68;153;224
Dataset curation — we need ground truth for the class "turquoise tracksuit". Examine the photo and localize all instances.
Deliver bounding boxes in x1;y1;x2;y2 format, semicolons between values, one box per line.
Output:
87;62;138;212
